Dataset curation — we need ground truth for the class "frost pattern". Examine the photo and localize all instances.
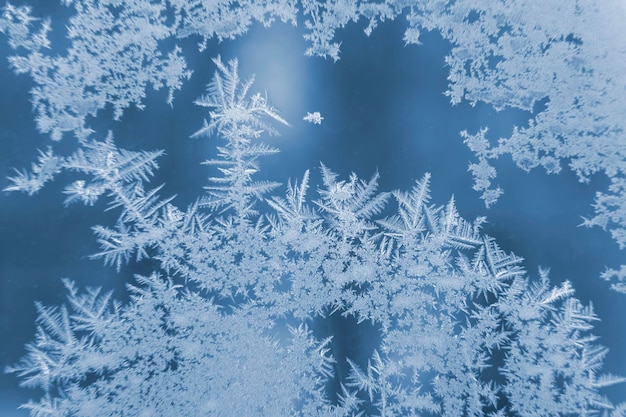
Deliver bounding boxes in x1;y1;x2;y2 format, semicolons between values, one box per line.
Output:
0;2;189;140
0;0;295;140
5;56;625;417
434;1;626;267
297;0;626;289
304;111;324;125
2;0;625;289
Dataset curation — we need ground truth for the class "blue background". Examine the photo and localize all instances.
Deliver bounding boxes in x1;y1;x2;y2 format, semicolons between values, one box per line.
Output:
1;10;624;414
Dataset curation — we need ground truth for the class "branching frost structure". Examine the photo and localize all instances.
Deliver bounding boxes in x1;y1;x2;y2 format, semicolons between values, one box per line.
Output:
3;56;624;416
